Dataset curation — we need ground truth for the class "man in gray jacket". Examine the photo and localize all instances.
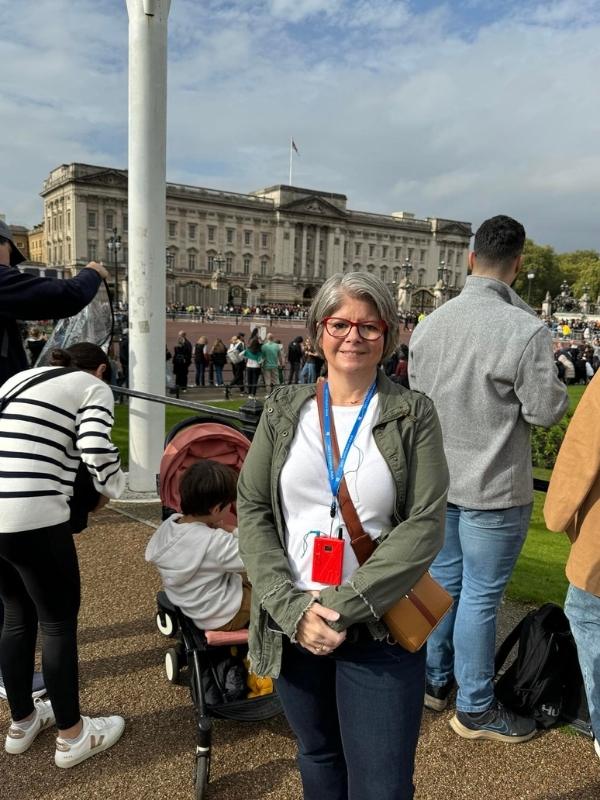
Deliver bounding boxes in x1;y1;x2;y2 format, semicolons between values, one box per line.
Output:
409;215;568;742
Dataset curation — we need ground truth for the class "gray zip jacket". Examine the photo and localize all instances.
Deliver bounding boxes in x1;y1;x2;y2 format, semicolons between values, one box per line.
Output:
237;372;448;677
409;275;568;510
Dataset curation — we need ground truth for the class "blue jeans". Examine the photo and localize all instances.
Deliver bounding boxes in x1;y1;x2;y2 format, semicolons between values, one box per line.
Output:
564;584;600;741
426;502;532;712
276;636;425;800
300;363;316;384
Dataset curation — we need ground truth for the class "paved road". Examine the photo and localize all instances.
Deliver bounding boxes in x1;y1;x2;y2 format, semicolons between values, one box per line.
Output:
1;503;598;800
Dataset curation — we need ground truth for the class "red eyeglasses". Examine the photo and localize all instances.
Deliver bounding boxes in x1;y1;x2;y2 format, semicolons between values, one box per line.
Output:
321;317;387;341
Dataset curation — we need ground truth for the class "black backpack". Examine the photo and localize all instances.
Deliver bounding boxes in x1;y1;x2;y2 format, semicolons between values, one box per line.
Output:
494;603;589;729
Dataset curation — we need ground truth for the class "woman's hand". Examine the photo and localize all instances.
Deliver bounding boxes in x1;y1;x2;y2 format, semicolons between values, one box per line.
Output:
296;603;346;656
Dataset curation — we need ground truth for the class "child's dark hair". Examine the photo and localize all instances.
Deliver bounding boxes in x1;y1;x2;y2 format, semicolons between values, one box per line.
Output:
179;459;238;516
50;342;112;383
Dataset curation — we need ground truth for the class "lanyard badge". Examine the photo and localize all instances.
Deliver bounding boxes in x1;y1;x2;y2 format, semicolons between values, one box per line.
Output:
310;380;377;586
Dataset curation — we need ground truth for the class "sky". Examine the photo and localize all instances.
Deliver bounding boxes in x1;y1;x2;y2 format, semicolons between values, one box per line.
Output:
1;0;599;252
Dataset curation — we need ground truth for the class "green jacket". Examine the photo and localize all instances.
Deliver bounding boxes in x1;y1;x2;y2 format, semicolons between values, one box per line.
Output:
237;371;449;677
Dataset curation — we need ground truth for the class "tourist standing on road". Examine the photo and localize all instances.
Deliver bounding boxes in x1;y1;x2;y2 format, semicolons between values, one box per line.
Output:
287;336;304;384
237;272;448;800
299;337;318;383
177;330;193;386
544;370;600;762
0;343;126;766
243;335;264;400
227;333;246;395
409;215;569;742
261;332;282;394
172;337;189;391
210;338;228;387
194;336;209;387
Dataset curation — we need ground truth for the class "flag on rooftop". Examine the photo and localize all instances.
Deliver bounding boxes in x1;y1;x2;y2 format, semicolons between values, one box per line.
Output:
291;139;299;154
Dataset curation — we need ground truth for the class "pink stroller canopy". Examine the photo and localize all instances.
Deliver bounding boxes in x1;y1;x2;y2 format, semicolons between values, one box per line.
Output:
159;422;251;514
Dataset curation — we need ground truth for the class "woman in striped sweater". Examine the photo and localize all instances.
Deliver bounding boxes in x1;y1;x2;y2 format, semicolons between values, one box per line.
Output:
0;343;126;767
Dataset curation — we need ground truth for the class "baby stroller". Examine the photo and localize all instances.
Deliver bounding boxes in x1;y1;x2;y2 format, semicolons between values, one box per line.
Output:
154;417;282;800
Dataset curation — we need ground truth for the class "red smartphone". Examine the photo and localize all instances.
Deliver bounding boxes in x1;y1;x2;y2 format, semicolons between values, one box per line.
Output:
311;537;344;585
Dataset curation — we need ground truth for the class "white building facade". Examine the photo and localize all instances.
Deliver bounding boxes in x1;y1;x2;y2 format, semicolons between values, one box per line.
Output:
40;163;472;310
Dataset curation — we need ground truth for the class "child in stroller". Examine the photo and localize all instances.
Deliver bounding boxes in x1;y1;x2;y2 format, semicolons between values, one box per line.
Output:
150;419;281;800
145;459;251;632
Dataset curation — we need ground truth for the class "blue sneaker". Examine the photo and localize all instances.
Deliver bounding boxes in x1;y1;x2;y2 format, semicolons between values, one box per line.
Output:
450;703;536;743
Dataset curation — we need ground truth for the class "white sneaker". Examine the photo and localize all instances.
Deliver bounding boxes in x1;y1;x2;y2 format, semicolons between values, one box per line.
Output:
55;714;125;768
5;697;55;754
595;738;600;760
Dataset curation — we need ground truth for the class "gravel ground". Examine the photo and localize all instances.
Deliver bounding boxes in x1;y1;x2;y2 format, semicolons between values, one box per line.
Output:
1;504;599;800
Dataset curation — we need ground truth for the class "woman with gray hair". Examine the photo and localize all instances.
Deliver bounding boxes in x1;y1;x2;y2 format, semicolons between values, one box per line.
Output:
237;272;449;799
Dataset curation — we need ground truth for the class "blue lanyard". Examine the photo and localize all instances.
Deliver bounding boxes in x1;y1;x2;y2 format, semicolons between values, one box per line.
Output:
323;380;377;517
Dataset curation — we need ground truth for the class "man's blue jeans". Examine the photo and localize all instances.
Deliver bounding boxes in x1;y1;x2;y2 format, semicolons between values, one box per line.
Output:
564;583;600;741
276;636;425;800
426;502;532;712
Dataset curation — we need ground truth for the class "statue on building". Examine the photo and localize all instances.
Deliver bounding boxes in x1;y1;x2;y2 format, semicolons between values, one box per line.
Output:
397;279;413;313
433;279;445;310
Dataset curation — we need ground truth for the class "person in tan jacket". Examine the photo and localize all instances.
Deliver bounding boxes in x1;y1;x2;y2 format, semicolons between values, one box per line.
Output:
544;371;600;760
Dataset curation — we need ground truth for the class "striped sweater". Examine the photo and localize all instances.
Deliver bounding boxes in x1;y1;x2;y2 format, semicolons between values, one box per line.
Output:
0;366;125;532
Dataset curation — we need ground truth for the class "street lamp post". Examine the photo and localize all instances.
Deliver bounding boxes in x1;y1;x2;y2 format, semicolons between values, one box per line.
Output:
527;270;535;304
107;228;122;310
437;259;450;293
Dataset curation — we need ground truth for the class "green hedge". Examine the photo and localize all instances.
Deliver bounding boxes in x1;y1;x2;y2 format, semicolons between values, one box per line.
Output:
531;412;572;470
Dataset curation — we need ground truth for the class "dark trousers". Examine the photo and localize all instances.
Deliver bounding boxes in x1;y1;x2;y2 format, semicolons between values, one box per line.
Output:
229;361;246;392
276;636;425;800
246;367;260;395
288;362;301;384
0;523;81;728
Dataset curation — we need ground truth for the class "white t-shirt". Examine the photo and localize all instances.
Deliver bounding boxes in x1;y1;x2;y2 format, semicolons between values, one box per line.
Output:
279;395;395;590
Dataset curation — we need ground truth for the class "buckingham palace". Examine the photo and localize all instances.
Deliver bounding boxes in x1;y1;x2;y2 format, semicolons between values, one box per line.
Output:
37;163;472;311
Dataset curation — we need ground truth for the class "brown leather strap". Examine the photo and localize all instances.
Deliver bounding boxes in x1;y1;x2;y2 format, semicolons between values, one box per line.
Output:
406;590;437;627
316;380;376;565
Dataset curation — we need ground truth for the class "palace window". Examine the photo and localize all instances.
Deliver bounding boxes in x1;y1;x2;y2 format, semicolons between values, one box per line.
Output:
188;223;197;239
243;256;251;274
88;240;97;260
188;252;197;271
168;221;177;238
260;259;268;276
261;232;268;248
88;212;97;229
226;256;233;273
105;213;114;230
227;228;235;244
244;231;252;246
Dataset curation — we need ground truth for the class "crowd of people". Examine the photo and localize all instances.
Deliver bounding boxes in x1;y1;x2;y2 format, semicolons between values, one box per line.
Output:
166;302;310;321
1;214;599;797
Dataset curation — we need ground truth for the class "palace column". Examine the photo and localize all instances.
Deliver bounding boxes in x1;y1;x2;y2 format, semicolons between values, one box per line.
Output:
314;225;320;277
300;224;308;277
326;226;335;276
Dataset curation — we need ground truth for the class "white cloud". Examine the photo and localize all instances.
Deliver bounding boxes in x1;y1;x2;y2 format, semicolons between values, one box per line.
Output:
1;0;599;251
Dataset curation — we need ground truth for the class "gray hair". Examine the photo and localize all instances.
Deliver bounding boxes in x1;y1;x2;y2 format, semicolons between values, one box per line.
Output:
307;272;399;361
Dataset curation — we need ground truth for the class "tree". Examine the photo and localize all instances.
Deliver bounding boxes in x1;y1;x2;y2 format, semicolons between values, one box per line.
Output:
513;239;564;307
557;250;600;304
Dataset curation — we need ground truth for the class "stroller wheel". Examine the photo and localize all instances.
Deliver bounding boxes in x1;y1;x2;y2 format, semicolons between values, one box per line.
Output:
194;755;210;800
156;610;176;637
165;647;181;683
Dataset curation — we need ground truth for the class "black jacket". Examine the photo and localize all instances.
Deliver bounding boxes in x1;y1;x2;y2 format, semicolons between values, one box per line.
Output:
0;264;101;386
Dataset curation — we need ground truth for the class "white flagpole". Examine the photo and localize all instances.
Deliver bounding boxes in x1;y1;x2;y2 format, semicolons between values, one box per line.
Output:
289;137;293;185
